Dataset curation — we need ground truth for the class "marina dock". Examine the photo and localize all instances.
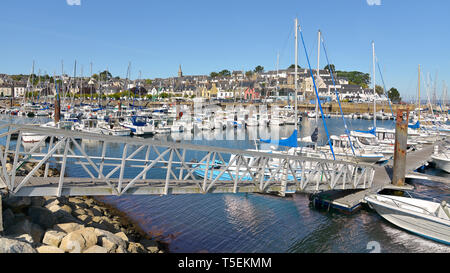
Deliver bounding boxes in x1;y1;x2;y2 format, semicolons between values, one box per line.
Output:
312;140;448;212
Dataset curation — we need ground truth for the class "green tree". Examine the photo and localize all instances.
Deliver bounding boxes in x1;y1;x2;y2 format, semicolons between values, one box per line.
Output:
210;72;219;78
388;88;401;103
110;92;121;100
145;79;152;85
375;85;384;95
288;64;301;69
245;71;254;78
254;65;264;73
11;75;24;81
92;74;99;81
99;70;112;82
324;64;336;73
336;71;370;88
159;92;169;98
218;69;231;77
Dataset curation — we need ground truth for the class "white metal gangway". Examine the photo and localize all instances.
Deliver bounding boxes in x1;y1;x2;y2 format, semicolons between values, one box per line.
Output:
0;123;375;197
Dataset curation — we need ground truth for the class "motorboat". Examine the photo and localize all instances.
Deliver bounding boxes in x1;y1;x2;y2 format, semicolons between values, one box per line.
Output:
431;153;450;173
99;118;131;136
21;124;48;143
154;119;171;134
120;116;155;136
74;118;102;134
317;134;386;163
350;130;394;158
365;194;450;245
431;146;450;173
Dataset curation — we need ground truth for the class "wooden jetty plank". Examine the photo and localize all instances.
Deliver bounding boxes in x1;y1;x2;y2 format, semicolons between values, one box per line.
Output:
406;172;450;184
405;143;436;172
328;143;438;209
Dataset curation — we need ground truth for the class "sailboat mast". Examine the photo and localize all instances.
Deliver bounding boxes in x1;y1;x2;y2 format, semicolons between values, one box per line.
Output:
418;64;421;127
61;60;65;106
72;60;77;107
294;17;298;129
372;41;376;129
276;52;279;97
316;30;320;125
90;62;93;105
31;60;35;103
80;65;83;102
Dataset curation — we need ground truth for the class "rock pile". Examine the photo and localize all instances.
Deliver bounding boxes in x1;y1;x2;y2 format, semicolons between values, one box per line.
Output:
0;195;165;253
0;144;168;254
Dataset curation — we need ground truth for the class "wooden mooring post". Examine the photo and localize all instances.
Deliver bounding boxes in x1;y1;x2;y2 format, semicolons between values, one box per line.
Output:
54;85;61;123
392;108;409;186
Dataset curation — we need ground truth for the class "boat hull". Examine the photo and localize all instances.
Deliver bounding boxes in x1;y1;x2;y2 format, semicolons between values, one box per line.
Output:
365;195;450;245
21;133;47;143
431;155;450;173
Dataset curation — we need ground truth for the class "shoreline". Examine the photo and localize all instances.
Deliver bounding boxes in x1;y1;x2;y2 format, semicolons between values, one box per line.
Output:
0;145;169;253
92;196;171;252
0;193;168;253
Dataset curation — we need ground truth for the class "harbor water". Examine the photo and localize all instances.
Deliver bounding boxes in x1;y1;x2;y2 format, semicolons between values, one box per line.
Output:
1;115;449;253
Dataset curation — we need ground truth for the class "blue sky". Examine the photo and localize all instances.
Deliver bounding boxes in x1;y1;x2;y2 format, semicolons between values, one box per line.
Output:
1;0;449;100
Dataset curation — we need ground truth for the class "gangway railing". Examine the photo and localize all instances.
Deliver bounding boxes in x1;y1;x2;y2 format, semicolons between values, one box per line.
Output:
0;124;375;197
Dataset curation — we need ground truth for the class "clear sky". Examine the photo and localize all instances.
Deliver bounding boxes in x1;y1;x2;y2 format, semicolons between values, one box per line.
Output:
1;0;449;100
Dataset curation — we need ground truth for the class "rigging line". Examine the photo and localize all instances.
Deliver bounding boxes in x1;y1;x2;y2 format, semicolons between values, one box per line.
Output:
279;23;294;66
299;25;335;160
375;57;395;120
321;35;356;156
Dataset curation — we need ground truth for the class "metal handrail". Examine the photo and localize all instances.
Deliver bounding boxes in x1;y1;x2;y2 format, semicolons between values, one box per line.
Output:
378;195;436;216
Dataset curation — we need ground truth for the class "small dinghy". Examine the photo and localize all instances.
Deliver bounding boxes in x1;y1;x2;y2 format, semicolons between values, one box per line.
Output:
365;194;450;245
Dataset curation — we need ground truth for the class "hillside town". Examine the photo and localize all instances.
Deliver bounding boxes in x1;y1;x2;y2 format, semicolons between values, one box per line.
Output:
0;65;390;103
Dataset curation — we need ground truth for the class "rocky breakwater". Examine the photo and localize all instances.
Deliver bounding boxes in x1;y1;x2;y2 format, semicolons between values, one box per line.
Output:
0;144;167;253
0;195;166;253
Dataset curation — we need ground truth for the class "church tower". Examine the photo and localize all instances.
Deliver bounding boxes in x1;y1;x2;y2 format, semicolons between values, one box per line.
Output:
178;64;183;78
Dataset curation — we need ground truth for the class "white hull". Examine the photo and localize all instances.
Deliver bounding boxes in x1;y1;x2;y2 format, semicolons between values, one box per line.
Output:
100;128;131;136
365;195;450;245
431;155;450;173
21;133;47;143
155;128;171;134
121;124;154;136
78;128;102;134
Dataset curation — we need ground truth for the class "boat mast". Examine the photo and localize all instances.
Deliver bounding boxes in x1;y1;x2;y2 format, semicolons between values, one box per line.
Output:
71;60;77;107
90;62;93;105
276;52;279;97
294;17;298;129
61;60;65;106
37;69;41;104
316;30;320;125
418;64;421;128
372;41;376;129
80;65;83;103
31;60;35;104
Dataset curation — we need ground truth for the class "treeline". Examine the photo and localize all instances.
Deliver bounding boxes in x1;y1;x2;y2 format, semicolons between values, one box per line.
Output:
323;64;370;88
210;65;264;78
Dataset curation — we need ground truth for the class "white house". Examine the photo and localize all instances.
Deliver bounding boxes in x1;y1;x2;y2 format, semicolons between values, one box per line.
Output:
217;90;234;99
14;86;27;97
